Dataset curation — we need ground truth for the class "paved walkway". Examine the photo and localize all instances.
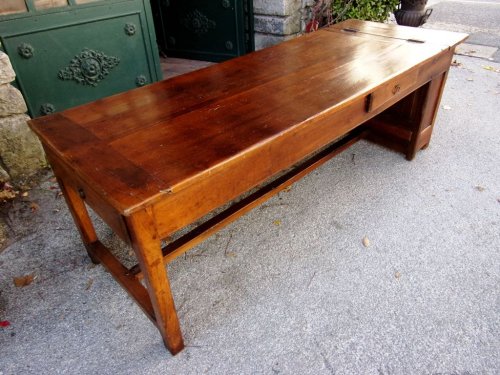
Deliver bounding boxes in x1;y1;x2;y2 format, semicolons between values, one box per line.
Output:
426;0;500;61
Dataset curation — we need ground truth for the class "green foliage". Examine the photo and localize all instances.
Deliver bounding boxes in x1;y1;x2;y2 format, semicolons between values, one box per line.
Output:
331;0;400;23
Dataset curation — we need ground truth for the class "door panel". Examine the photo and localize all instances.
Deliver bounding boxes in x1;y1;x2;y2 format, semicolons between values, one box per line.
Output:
0;0;161;117
153;0;254;62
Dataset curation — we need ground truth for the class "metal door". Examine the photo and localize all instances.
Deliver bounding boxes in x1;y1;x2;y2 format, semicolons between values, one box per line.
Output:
151;0;254;62
0;0;162;117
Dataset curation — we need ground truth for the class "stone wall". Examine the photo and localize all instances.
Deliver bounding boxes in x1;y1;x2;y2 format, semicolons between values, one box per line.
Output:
253;0;315;49
0;51;45;183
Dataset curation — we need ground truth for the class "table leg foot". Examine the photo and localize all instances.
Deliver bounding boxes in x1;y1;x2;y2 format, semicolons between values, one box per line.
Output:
405;153;415;161
84;244;101;265
163;337;185;355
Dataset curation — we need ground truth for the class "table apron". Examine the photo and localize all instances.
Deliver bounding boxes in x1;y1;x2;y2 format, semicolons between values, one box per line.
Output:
45;149;132;245
150;50;453;239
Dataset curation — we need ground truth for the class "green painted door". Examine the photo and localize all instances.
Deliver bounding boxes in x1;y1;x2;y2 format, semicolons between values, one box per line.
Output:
0;0;162;117
151;0;254;62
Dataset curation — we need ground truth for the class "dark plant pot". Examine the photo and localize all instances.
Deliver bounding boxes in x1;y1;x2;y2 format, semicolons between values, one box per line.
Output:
395;8;433;27
400;0;428;11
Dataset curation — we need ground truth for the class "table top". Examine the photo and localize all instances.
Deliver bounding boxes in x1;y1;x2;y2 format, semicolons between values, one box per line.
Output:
30;20;467;215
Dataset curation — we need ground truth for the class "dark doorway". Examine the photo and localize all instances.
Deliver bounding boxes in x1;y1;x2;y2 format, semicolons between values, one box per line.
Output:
150;0;254;62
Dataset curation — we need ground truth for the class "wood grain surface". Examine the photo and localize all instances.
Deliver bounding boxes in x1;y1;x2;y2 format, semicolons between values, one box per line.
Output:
30;20;466;217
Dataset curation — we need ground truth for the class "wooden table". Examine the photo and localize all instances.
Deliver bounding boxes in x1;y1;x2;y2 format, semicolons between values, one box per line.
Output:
29;20;467;355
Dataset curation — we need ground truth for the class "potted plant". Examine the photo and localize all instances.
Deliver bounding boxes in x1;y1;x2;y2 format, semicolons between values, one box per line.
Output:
395;0;433;27
307;0;400;31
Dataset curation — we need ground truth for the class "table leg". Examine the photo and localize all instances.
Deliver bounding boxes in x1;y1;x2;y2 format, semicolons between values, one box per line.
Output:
57;177;100;264
406;70;449;160
125;208;184;355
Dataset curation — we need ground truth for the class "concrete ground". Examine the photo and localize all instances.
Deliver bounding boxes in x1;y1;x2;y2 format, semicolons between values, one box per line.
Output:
425;0;500;62
1;8;500;375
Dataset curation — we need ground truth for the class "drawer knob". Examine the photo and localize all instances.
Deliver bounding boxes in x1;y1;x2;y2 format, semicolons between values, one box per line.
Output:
392;84;401;95
78;188;86;199
365;93;373;112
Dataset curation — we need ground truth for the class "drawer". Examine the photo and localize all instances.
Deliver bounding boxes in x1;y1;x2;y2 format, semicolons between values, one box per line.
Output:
365;68;418;113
